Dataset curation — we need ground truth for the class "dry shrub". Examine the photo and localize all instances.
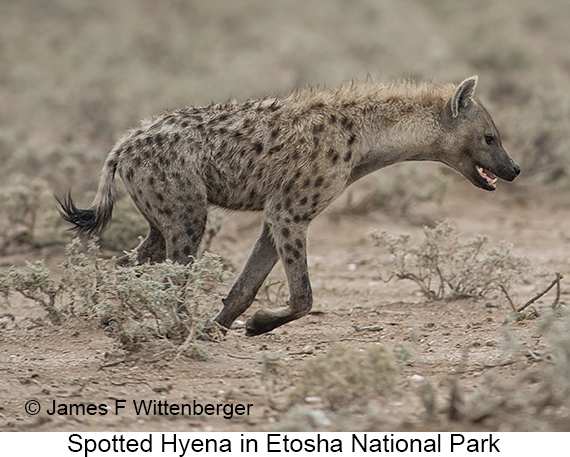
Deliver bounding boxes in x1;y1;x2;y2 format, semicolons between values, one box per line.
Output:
533;310;570;409
0;176;68;254
290;343;406;411
0;260;63;325
454;310;570;431
67;240;225;358
0;239;226;359
370;221;530;301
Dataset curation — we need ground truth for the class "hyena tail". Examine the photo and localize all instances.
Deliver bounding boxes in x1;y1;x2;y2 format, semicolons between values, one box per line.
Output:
57;147;120;239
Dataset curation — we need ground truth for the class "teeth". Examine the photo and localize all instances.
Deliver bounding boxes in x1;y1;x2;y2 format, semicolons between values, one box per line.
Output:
476;166;497;187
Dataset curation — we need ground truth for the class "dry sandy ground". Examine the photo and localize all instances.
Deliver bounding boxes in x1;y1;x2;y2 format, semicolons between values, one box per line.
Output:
1;178;569;432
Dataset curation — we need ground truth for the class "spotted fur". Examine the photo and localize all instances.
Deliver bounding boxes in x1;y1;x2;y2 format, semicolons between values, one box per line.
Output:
59;76;520;336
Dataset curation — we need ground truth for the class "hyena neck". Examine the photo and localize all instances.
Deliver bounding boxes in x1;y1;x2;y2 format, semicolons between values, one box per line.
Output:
346;85;449;184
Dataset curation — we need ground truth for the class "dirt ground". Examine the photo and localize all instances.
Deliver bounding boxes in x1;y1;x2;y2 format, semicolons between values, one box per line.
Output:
2;0;570;437
1;177;569;433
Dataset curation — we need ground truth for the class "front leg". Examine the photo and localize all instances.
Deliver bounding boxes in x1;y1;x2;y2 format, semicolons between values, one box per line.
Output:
214;222;279;329
245;219;313;336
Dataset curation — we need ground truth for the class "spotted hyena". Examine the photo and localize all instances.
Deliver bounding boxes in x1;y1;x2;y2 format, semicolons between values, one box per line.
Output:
59;76;520;336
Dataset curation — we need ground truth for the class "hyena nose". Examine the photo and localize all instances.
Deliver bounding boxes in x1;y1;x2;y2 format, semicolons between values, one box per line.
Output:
513;162;521;177
501;158;521;181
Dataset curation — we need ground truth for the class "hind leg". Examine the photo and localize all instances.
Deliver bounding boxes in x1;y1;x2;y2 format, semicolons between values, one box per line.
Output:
161;199;208;265
144;176;208;265
124;167;208;265
136;224;167;263
116;223;167;266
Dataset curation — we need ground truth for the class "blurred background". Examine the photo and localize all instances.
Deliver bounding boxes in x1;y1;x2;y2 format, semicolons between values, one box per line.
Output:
0;0;569;252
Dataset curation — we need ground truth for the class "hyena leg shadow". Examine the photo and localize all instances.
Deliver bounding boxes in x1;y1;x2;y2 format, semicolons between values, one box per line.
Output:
122;171;208;265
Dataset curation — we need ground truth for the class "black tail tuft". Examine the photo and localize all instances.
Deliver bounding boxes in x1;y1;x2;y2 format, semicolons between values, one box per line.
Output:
56;192;99;236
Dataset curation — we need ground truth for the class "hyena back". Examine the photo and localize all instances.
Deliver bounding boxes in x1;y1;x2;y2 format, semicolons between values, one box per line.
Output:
59;76;520;336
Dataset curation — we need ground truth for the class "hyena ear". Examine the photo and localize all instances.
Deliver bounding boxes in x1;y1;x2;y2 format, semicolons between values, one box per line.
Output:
449;76;478;118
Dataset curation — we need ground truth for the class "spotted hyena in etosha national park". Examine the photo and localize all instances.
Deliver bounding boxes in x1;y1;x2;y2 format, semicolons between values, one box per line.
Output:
58;76;520;336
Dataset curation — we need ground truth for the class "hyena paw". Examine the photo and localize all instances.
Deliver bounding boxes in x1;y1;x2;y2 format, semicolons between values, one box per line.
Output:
245;309;278;336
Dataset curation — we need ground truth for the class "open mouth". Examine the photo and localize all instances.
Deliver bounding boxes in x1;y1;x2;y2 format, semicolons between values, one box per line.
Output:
476;165;498;190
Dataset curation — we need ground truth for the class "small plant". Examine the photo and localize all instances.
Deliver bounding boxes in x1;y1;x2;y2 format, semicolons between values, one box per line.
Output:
290;343;407;410
370;221;530;301
0;239;226;358
449;309;570;430
99;252;225;354
0;260;64;325
262;279;288;306
0;176;67;254
535;309;570;407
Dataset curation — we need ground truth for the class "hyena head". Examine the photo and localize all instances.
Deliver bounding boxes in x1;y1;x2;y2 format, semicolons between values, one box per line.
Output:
440;76;520;191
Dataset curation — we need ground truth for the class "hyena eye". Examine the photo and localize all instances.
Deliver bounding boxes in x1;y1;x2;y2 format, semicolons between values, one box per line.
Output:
484;135;495;145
